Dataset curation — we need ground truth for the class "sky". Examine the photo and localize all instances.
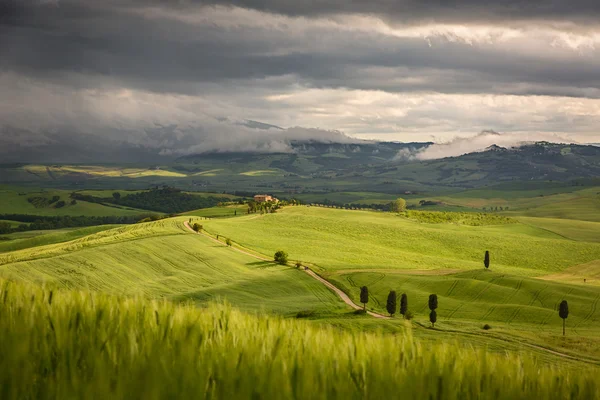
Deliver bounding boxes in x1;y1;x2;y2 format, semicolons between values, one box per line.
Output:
2;0;600;161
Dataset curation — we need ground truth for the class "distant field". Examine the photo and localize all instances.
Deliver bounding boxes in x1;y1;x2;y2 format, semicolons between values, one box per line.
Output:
0;187;148;217
516;216;600;242
0;225;119;253
433;186;600;222
201;207;600;276
0;219;27;228
0;218;343;316
25;164;187;179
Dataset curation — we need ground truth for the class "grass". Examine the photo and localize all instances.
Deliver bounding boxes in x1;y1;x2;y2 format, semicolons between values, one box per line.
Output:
433;186;600;222
0;225;120;253
0;187;146;217
199;206;600;360
0;219;27;228
1;279;599;399
201;206;600;276
539;260;600;286
327;269;600;356
516;217;600;242
0;218;343;316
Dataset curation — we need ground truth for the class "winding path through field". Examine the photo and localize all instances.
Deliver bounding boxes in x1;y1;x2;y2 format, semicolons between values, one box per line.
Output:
183;221;389;319
183;221;600;363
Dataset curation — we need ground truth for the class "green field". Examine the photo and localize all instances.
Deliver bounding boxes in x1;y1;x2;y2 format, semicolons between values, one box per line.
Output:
198;206;600;361
0;218;343;316
0;225;120;253
201;207;600;276
2;280;598;399
0;186;148;217
1;187;600;393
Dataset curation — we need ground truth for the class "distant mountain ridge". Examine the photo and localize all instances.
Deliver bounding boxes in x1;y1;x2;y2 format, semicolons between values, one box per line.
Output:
178;141;600;189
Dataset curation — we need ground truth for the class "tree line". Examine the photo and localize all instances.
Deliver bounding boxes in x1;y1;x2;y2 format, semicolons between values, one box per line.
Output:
71;187;232;214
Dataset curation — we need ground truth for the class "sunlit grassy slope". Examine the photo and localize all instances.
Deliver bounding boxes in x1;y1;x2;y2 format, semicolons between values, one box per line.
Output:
201;207;600;276
200;206;600;361
0;218;342;315
1;280;598;399
434;186;600;222
0;225;120;253
327;269;600;332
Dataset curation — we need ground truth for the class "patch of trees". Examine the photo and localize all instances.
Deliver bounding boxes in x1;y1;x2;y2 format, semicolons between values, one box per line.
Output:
0;222;12;234
0;213;160;233
418;200;442;206
404;210;515;226
274;250;288;265
27;196;61;208
311;201;391;211
389;198;407;213
247;201;281;214
70;187;231;213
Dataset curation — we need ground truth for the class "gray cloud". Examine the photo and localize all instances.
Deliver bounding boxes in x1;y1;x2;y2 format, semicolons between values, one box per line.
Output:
413;130;575;160
2;0;600;159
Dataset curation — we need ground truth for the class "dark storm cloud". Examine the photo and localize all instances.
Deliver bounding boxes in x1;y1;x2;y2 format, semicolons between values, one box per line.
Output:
2;0;600;160
187;0;600;25
2;0;600;98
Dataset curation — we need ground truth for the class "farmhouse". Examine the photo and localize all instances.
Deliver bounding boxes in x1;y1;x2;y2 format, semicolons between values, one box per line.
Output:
254;194;279;203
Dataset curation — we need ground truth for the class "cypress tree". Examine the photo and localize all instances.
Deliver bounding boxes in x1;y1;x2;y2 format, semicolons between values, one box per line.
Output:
400;293;408;317
360;286;369;311
428;294;438;311
484;251;490;269
559;300;569;336
386;291;397;317
430;310;437;328
428;294;438;328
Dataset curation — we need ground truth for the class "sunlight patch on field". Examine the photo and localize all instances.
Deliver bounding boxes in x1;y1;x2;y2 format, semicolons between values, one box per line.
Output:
239;170;280;176
192;169;223;176
538;260;600;286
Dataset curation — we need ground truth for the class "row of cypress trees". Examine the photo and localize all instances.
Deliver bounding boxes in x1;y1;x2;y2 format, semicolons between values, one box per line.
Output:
362;286;570;333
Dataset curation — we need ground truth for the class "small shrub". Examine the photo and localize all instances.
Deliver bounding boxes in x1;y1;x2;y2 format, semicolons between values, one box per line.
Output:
274;250;288;265
353;309;367;315
295;261;302;269
483;324;492;330
296;310;315;318
192;223;202;232
404;310;414;320
225;238;232;247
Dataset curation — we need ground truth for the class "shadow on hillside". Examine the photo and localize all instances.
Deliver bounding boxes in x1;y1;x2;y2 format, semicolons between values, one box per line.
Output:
246;261;275;269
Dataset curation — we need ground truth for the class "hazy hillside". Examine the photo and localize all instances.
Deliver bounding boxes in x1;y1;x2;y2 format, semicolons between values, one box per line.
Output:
1;141;599;193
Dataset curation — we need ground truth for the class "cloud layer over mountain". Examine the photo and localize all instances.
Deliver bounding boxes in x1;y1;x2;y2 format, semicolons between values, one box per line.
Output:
2;0;600;161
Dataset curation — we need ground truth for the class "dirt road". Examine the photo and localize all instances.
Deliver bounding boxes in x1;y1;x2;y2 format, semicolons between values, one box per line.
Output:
183;221;389;318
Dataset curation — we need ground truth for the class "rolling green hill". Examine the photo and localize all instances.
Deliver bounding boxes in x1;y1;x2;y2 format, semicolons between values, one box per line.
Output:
2;142;599;195
201;207;600;276
0;186;148;217
0;218;343;316
199;206;600;361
